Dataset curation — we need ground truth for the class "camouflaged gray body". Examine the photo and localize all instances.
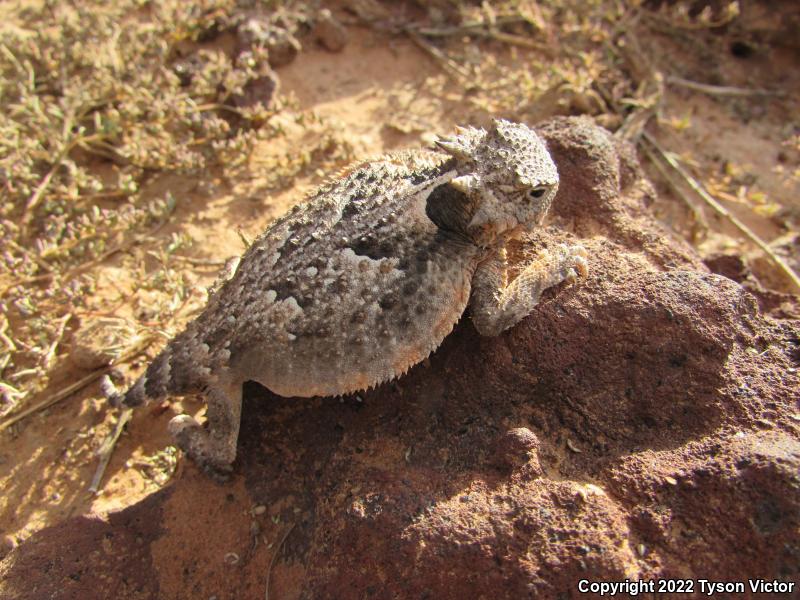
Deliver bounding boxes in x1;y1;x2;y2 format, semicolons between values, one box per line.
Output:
125;120;560;400
149;150;469;399
108;119;587;478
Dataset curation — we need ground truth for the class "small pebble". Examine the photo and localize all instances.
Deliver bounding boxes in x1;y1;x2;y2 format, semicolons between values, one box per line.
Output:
313;9;348;52
237;18;300;67
491;427;542;474
566;438;582;453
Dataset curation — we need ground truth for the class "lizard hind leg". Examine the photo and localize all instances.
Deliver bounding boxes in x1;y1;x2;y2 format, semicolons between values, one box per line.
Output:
168;379;243;482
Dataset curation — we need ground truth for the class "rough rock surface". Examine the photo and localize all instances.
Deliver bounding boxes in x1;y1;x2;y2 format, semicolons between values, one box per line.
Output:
2;117;798;599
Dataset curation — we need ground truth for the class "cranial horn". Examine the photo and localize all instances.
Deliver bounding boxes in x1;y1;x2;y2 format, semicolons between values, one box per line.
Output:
491;117;512;128
491;118;519;138
435;138;472;160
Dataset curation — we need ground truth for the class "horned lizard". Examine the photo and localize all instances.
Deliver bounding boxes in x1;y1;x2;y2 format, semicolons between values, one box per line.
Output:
103;119;588;480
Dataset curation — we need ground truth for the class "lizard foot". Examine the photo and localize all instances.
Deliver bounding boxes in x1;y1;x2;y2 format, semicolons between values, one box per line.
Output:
554;244;589;285
169;414;235;482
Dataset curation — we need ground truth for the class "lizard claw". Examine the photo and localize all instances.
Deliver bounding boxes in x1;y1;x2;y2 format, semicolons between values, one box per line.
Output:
572;245;588;259
574;254;589;278
554;243;589;283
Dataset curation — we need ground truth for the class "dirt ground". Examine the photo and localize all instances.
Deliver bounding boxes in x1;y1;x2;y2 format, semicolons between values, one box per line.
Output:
0;0;798;587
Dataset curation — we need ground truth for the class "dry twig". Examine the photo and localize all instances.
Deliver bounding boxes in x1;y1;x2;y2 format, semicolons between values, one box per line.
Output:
159;253;228;268
24;146;71;219
639;139;709;237
0;336;155;432
407;16;553;56
265;523;296;600
642;9;740;31
1;219;170;298
6;239;53;274
89;406;133;493
414;16;531;37
642;132;800;293
0;369;109;432
485;29;552;55
404;29;470;81
666;75;785;98
42;314;73;370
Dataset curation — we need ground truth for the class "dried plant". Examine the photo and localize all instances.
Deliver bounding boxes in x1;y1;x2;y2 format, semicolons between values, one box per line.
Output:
0;0;313;414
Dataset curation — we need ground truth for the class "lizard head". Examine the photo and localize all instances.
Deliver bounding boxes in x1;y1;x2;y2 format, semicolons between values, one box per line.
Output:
435;119;559;247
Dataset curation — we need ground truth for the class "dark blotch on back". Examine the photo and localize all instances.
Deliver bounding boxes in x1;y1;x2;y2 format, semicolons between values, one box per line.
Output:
295;295;314;308
342;194;364;217
411;170;432;185
342;200;361;218
271;275;297;302
411;157;455;185
352;236;393;261
379;293;399;310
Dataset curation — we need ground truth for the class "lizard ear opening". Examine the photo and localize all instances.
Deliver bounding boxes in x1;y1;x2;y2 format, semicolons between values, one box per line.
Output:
425;181;474;235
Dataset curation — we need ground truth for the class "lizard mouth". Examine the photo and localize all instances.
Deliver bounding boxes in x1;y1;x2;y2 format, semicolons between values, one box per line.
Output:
471;220;524;248
504;225;526;240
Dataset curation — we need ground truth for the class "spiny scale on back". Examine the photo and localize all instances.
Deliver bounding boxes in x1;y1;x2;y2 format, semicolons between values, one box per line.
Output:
104;119;586;479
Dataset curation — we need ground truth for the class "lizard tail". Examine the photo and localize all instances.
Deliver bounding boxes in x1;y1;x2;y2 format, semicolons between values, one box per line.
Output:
102;340;192;408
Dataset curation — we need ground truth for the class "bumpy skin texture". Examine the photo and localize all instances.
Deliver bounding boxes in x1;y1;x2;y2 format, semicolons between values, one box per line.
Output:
105;119;588;479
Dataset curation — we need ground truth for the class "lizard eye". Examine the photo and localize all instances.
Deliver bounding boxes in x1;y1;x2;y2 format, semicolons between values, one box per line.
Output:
528;186;547;200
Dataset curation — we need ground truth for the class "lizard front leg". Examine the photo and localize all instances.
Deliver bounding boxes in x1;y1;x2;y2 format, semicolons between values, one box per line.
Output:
469;243;588;337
